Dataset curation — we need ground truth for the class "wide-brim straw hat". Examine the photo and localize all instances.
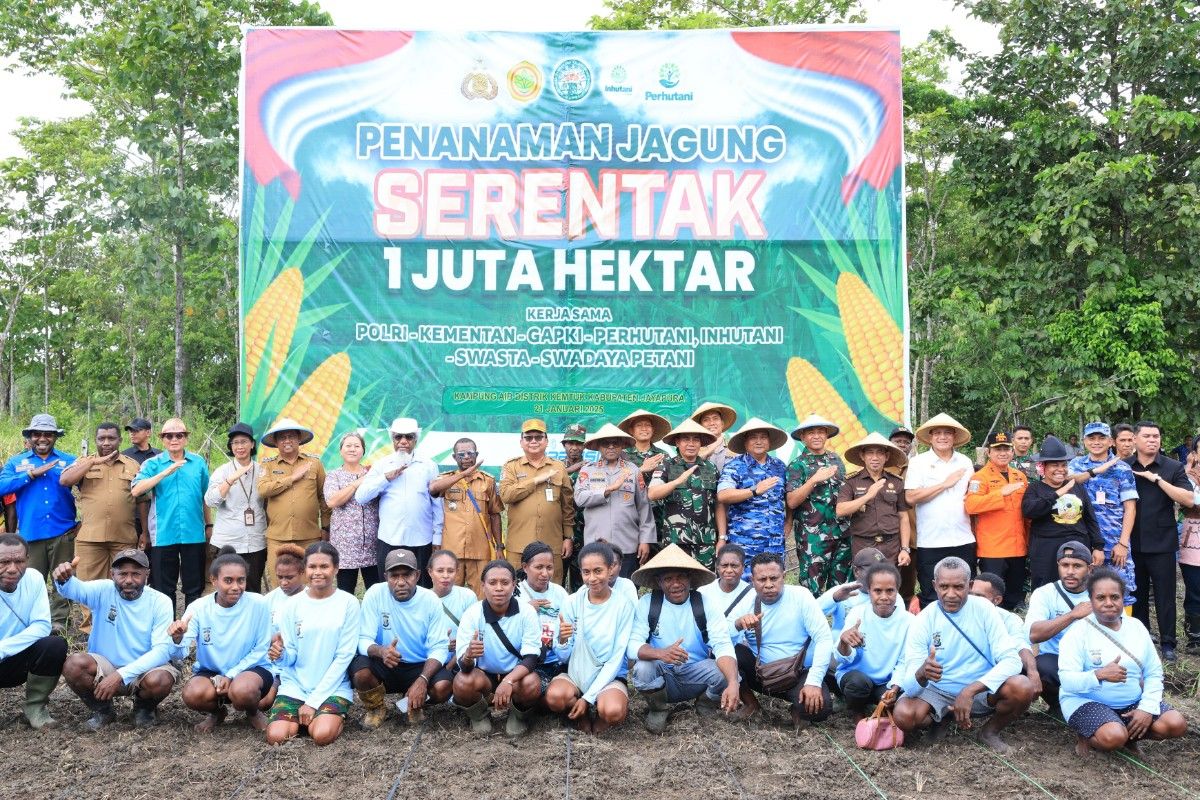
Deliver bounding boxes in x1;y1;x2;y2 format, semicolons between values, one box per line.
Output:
631;543;716;589
914;413;971;447
727;417;788;454
583;422;636;451
844;432;908;469
791;413;841;441
618;408;671;442
690;401;737;432
261;417;315;447
662;418;717;448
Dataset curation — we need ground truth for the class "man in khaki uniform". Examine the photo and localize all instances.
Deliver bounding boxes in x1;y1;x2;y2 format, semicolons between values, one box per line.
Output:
257;418;330;587
59;422;144;633
499;419;574;583
835;432;912;567
429;437;503;597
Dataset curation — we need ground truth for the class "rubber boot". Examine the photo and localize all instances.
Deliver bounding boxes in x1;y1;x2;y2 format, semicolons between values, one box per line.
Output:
133;698;158;728
642;688;669;734
694;692;721;718
83;696;116;732
458;697;493;736
1185;614;1200;652
22;674;59;729
356;683;388;730
506;703;532;737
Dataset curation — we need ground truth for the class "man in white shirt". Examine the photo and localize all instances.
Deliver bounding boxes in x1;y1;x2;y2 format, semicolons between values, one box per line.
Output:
355;417;443;588
904;413;975;608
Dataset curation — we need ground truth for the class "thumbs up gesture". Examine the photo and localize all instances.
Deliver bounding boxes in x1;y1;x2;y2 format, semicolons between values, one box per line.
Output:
465;628;485;659
1096;654;1127;684
380;637;401;669
447;628;456;655
920;644;943;684
557;613;574;645
840;618;865;650
268;631;284;662
167;618;188;644
662;637;689;666
52;556;79;584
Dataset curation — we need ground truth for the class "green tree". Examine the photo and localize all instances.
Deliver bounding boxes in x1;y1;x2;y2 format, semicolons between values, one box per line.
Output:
591;0;863;29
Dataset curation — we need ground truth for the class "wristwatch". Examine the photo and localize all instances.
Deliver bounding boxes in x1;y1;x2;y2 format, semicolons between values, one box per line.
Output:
750;486;758;497
901;546;912;554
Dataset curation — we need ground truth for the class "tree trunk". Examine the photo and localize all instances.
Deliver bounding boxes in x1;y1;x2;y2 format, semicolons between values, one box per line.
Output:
173;122;186;418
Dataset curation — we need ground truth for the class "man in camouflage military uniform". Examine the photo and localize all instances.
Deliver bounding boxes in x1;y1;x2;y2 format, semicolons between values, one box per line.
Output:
1010;425;1039;482
561;423;588;590
619;409;671;544
786;414;850;594
649;419;720;569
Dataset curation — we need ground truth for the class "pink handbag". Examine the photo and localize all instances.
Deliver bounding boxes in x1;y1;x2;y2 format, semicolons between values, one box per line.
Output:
855;701;904;750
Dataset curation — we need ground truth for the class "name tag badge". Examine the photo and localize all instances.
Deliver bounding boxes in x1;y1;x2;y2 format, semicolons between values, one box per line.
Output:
545;486;555;502
244;508;256;526
1095;490;1107;505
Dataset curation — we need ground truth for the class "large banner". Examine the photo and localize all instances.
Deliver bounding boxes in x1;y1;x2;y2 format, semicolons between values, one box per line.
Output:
239;28;906;466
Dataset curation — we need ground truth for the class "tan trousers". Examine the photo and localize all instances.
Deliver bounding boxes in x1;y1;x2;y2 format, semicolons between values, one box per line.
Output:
264;537;320;591
455;558;486;599
75;539;134;633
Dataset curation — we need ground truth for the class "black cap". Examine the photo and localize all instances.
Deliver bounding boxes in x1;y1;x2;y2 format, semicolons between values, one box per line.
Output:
125;418;152;432
889;426;914;440
227;422;258;457
986;430;1014;448
111;548;150;569
1056;541;1091;563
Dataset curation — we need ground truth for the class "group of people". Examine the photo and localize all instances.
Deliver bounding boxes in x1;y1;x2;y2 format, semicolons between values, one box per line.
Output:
0;403;1196;755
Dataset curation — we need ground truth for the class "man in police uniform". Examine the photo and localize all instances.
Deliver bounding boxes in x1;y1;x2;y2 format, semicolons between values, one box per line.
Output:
429;437;503;597
59;422;144;633
499;419;574;583
257;418;330;587
649;419;720;569
576;423;657;577
786;414;850;594
835;433;911;568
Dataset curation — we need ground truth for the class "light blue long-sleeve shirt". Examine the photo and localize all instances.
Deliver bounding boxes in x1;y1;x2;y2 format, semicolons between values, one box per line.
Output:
518;579;569;665
275;589;360;707
900;595;1020;697
56;576;173;684
818;586;869;639
740;586;832;687
555;588;635;703
358;584;449;665
456;597;541;675
0;568;52;659
174;592;271;678
628;590;736;662
613;577;639;607
834;603;912;684
264;586;299;634
354;454;443;547
998;608;1032;651
1024;581;1088;655
1058;614;1163;721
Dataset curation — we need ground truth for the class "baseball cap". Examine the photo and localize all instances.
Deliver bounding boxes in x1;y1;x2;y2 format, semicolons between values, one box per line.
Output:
1056;541;1091;563
383;549;420;572
889;426;914;440
111;548;150;569
986;430;1015;448
521;419;547;434
125;417;152;432
852;548;886;568
1083;421;1111;437
561;423;587;443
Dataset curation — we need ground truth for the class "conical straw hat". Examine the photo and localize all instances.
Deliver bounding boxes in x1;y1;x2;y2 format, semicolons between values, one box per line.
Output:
843;432;908;469
631;543;716;588
663;418;717;447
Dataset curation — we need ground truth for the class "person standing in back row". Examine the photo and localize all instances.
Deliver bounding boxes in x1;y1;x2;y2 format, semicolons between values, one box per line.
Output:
259;419;330;590
499;419;574;584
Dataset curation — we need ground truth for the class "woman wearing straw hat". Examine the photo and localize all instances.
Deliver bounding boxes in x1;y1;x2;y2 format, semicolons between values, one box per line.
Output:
258;419;331;590
575;424;657;578
835;432;911;569
691;402;738;472
627;544;740;731
786;414;850;594
716;418;789;580
648;419;721;569
903;413;976;608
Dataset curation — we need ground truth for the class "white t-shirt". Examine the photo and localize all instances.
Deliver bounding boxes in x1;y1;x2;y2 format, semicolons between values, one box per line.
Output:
904;449;975;548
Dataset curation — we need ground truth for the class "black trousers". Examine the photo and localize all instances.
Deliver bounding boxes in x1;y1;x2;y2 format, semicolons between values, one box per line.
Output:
1133;550;1177;648
376;542;433;588
916;543;976;608
978;556;1028;610
0;636;67;687
337;566;381;594
1029;536;1079;591
1035;652;1059;698
838;669;889;713
619;552;640;579
733;644;832;721
151;542;206;612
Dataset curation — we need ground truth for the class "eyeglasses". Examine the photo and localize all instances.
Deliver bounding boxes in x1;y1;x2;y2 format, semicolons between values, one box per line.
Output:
522;433;546;441
161;432;188;440
453;451;478;458
392;432;417;441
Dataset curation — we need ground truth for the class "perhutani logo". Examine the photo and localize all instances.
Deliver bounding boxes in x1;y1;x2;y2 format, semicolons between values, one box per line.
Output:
658;62;680;88
552;58;593;102
604;64;631;94
507;61;543;102
644;90;694;101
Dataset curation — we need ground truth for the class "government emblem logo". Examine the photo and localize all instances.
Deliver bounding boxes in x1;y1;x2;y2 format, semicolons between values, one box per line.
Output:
507;61;542;102
382;612;391;629
202;627;212;644
552;58;593;102
658;62;680;88
107;605;117;623
461;61;498;100
611;65;627;84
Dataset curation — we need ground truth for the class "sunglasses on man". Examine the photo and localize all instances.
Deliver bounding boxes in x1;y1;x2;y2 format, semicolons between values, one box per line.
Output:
392;432;417;441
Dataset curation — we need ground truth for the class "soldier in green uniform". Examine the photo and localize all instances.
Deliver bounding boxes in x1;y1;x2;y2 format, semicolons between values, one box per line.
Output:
785;414;850;594
618;409;671;545
561;423;588;591
648;419;721;569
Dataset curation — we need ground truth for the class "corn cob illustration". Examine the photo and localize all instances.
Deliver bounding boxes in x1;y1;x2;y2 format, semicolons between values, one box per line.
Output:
786;357;869;454
244;267;303;394
836;272;904;422
364;443;395;467
271;352;351;455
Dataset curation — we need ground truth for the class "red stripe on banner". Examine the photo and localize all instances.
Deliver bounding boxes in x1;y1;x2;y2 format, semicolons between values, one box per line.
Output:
729;30;901;203
243;29;414;198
